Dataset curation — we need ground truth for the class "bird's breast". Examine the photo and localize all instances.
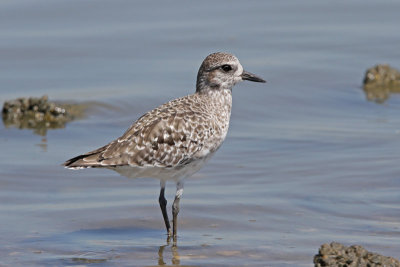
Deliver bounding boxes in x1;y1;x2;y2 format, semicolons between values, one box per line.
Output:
193;90;232;157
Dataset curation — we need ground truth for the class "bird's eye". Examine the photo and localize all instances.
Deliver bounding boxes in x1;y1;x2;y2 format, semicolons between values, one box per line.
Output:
221;64;232;72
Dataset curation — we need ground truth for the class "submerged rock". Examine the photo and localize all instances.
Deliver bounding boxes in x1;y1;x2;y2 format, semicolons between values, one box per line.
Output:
314;242;400;267
363;64;400;103
2;95;87;135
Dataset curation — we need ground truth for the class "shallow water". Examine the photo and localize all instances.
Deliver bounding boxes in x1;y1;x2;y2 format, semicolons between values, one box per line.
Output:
1;0;400;266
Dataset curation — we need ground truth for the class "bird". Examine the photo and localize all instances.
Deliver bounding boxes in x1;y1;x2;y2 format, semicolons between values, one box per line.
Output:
63;52;266;238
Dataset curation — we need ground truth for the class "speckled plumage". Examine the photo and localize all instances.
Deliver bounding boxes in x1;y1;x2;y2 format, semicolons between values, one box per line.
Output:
64;52;266;237
64;90;232;170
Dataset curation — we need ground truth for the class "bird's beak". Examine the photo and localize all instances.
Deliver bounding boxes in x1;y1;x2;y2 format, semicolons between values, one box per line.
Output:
241;70;266;83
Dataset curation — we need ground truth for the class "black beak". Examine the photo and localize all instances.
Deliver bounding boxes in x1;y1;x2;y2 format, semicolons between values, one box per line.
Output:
241;70;266;83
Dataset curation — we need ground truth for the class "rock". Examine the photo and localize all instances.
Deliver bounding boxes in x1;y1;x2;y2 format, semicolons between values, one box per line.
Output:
314;242;400;267
363;64;400;103
2;95;87;136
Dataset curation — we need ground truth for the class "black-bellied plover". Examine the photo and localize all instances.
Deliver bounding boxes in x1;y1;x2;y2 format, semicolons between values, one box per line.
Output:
64;52;266;237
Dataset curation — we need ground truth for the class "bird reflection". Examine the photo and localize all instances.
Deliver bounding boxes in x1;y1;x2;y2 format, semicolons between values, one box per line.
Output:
147;236;199;267
157;237;180;266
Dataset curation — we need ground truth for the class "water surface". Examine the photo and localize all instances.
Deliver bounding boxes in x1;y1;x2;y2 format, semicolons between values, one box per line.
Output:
1;1;400;266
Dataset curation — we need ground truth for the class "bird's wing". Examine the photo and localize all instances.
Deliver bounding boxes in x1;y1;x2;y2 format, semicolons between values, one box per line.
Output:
64;95;213;168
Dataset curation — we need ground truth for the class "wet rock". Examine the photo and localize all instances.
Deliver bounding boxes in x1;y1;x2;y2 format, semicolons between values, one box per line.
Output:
314;242;400;267
2;95;87;136
363;64;400;103
71;258;107;264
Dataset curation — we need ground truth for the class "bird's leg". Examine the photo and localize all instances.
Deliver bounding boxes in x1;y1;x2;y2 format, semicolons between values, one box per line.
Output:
172;181;184;238
159;180;171;236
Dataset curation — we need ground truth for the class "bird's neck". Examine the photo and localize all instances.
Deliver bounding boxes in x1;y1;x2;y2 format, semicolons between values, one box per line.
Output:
196;79;232;93
205;87;232;102
200;88;232;118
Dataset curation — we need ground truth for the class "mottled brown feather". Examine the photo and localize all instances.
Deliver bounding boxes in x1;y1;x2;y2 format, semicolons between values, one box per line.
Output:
64;91;232;169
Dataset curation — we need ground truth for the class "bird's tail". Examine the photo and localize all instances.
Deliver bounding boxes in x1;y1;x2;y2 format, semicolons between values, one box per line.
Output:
63;145;108;169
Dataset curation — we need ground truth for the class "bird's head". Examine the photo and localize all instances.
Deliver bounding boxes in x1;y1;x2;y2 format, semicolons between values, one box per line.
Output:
196;52;266;93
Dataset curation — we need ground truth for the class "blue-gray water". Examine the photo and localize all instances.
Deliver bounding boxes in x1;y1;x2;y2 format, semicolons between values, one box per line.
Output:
1;1;400;266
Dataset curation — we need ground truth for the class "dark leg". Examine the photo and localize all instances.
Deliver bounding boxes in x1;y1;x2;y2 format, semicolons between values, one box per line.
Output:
159;181;171;236
172;181;184;237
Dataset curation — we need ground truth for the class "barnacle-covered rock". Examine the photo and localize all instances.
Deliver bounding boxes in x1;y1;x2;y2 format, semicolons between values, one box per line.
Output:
314;242;400;267
2;95;87;135
363;64;400;103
